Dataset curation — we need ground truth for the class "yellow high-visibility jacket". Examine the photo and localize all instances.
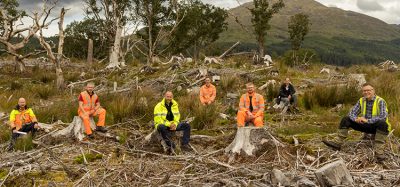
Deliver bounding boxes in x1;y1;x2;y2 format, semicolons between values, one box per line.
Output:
154;99;180;129
359;96;391;131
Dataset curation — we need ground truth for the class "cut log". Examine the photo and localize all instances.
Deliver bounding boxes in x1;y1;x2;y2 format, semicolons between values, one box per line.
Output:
314;160;354;187
225;127;279;156
52;116;96;141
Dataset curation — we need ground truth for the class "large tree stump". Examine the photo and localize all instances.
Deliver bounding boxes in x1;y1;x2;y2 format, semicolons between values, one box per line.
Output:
225;127;282;156
52;116;96;141
314;160;354;187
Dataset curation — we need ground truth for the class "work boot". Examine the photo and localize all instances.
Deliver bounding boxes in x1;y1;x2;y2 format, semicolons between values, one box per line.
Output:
322;129;348;150
95;126;108;133
361;133;375;141
180;144;194;153
166;147;175;155
6;142;15;152
87;134;94;139
374;131;387;161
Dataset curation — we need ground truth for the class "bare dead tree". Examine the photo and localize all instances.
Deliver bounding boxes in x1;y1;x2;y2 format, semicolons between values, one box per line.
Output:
34;2;67;90
0;2;45;72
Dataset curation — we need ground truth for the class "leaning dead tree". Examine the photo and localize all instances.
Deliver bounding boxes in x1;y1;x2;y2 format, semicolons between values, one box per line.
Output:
0;1;45;72
34;4;67;90
133;0;186;64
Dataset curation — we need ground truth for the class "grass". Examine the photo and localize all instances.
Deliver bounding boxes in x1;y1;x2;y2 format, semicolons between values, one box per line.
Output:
14;134;34;152
219;74;239;94
74;153;103;164
178;94;220;130
303;84;359;110
30;84;57;100
0;124;11;144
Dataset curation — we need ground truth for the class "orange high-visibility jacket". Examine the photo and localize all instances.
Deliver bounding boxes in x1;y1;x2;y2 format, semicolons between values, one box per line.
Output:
78;91;99;113
9;108;37;130
239;93;265;117
200;84;216;104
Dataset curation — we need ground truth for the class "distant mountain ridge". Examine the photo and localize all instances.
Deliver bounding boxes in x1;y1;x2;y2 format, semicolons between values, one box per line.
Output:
215;0;400;65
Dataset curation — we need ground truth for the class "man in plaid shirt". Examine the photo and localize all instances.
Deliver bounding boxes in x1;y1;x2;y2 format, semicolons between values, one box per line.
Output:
323;83;390;160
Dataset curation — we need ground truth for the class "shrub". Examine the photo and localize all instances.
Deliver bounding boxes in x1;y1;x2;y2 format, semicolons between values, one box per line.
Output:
10;81;23;90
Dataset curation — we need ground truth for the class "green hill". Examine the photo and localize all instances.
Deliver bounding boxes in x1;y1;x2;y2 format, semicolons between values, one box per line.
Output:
217;0;400;65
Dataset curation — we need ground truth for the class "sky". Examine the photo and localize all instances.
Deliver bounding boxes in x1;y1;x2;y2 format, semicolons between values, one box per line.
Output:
16;0;400;36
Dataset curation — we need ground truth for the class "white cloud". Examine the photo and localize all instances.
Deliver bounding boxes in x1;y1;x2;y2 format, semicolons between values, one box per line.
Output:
356;0;384;11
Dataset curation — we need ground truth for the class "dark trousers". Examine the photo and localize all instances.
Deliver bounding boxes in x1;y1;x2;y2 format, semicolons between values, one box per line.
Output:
157;122;191;149
9;123;37;148
339;116;389;135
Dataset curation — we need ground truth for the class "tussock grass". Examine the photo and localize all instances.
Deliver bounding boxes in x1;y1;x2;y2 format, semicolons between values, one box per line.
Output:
178;94;220;130
35;99;77;123
219;75;239;94
103;87;158;124
30;85;57;100
0;124;11;144
303;84;359;110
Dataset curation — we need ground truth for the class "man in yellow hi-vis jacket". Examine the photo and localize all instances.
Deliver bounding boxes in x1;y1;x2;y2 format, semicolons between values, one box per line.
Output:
323;83;390;160
154;91;192;154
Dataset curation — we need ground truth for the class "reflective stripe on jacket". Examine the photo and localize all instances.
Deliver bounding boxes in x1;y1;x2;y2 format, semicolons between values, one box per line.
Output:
154;99;180;128
359;96;391;131
9;108;36;130
79;91;98;112
239;93;265;117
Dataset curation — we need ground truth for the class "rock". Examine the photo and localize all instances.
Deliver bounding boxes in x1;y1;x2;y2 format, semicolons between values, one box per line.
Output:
227;93;239;99
212;75;220;82
199;68;208;77
258;80;277;90
187;86;200;95
270;169;292;186
297;177;317;187
314;160;354;187
219;113;229;120
320;68;330;74
176;85;182;92
348;74;366;88
330;104;343;112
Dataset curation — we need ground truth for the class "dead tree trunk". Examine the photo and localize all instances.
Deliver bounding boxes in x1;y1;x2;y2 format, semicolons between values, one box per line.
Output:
14;56;26;73
87;39;93;65
219;41;240;59
56;7;66;90
107;17;125;68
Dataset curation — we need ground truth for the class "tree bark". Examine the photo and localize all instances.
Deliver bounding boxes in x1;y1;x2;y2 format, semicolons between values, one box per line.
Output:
15;57;26;73
108;19;124;68
87;39;93;65
258;34;265;63
56;7;66;90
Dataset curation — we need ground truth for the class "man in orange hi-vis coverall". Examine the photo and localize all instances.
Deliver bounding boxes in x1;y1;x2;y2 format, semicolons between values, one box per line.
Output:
199;77;216;105
237;82;265;127
78;82;107;138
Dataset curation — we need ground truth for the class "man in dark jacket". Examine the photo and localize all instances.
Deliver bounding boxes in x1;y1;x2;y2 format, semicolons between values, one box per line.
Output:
277;78;297;107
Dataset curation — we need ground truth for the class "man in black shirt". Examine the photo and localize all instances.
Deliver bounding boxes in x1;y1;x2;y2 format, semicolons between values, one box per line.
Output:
277;78;297;107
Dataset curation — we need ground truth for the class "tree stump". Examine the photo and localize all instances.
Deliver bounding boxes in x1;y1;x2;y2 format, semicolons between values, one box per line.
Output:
314;160;354;187
52;116;96;141
225;127;282;156
144;129;183;152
